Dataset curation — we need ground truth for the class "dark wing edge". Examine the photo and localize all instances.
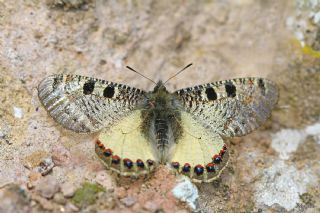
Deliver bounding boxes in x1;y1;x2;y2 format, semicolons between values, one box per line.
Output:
173;77;279;137
38;74;146;133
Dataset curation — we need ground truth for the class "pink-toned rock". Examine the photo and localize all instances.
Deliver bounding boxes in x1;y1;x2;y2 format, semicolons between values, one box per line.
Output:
51;145;71;166
35;176;59;199
143;201;159;211
120;196;137;207
114;187;127;199
61;181;77;198
65;202;79;212
94;170;115;191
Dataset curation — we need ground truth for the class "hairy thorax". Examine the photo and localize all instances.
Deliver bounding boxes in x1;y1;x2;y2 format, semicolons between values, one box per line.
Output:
141;81;182;163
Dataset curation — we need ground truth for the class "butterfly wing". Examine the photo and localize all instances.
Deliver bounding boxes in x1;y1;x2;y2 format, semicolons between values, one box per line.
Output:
95;110;158;176
174;78;278;137
38;74;146;133
170;111;229;183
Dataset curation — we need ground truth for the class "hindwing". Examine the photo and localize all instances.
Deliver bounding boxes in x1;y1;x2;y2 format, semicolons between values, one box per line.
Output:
95;110;158;176
169;112;228;183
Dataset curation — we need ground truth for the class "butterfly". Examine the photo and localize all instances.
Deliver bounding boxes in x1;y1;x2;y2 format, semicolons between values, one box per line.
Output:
38;67;278;183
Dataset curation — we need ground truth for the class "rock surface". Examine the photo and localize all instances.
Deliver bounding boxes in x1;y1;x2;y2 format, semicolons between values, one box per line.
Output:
0;0;319;212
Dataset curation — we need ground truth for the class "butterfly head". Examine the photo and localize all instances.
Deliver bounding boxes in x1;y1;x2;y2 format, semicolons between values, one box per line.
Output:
145;81;171;110
152;81;168;94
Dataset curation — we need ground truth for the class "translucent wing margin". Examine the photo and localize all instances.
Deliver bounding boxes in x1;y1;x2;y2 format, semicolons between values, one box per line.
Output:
38;74;146;133
174;78;278;137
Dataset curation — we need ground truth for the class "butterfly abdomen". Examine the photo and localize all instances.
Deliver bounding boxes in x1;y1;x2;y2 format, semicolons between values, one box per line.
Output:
155;118;169;150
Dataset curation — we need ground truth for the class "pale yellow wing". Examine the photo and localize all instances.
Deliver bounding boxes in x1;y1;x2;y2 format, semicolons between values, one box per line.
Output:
95;110;157;177
170;111;229;183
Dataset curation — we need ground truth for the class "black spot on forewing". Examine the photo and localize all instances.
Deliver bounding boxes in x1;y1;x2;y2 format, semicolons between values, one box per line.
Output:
258;79;266;95
225;82;236;97
83;80;95;95
205;87;217;101
103;86;115;98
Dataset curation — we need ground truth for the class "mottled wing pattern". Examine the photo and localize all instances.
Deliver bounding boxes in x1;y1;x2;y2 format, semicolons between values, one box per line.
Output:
95;110;158;176
38;74;146;133
170;112;229;183
174;78;278;137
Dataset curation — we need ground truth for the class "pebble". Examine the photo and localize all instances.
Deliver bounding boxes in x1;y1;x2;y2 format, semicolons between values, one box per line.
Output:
51;145;71;166
61;182;77;198
53;193;66;205
120;196;136;207
35;176;60;199
94;170;114;191
37;157;55;176
143;201;159;211
114;187;127;199
13;107;23;119
65;203;79;212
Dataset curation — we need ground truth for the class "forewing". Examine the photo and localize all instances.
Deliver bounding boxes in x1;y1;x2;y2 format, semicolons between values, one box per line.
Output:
38;74;146;133
174;78;278;137
95;110;158;176
170;112;229;183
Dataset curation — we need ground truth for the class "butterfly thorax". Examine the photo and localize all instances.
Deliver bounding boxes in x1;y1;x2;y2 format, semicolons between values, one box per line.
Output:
141;81;182;163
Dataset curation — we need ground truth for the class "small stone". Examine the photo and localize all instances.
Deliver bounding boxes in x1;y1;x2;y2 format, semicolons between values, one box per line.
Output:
114;187;127;199
35;176;60;199
30;200;37;207
53;193;66;205
144;201;159;211
37;157;55;176
94;170;114;191
172;177;199;211
31;194;54;210
26;182;34;190
61;182;77;198
52;145;71;166
13;107;23;119
120;196;137;207
0;184;30;212
65;203;79;212
97;194;116;210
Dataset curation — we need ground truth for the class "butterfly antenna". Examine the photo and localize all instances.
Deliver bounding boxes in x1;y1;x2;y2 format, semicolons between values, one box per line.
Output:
126;66;156;85
164;63;193;84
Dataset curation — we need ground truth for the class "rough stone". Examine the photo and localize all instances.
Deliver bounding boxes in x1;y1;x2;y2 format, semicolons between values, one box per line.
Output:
172;177;199;211
93;170;114;191
120;196;137;207
61;181;77;198
35;176;60;199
